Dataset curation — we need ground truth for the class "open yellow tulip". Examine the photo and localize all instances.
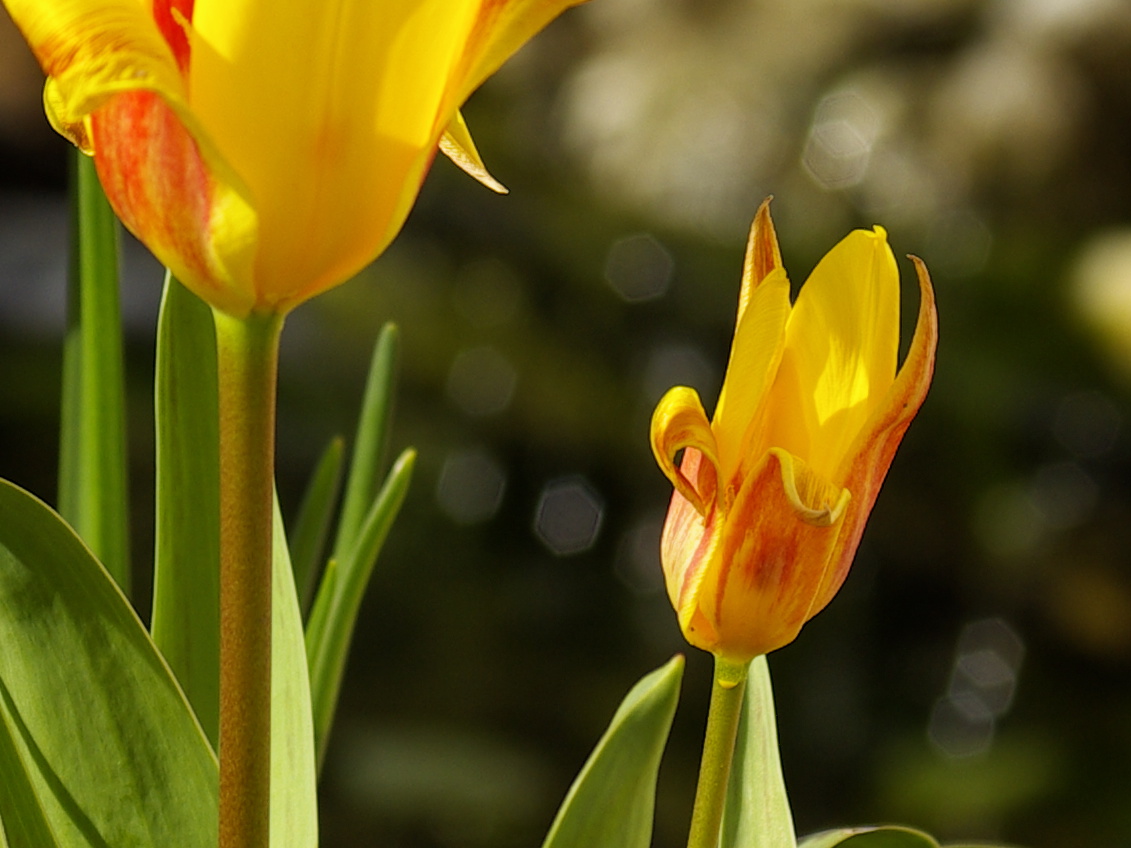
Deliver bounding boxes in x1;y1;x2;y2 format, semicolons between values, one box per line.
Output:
2;0;584;316
651;200;938;664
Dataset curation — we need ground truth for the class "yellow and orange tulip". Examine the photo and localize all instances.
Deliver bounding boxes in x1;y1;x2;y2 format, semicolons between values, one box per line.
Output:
2;0;583;316
651;200;937;663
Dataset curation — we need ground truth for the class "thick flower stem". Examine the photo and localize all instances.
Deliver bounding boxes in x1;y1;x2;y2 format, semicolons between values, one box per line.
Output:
214;309;284;848
686;656;749;848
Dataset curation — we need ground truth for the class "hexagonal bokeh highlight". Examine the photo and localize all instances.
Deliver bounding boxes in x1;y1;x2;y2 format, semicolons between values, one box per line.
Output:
435;447;507;526
533;476;605;556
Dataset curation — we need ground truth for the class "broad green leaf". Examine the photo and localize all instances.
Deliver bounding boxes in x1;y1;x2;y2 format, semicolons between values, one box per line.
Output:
799;826;939;848
331;324;400;563
0;692;59;848
151;273;221;747
58;151;130;596
0;478;217;846
720;655;796;848
270;497;319;847
290;437;345;616
307;448;415;768
540;655;685;848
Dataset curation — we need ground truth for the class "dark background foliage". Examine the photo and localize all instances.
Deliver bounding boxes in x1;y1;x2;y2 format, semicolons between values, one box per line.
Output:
5;1;1131;845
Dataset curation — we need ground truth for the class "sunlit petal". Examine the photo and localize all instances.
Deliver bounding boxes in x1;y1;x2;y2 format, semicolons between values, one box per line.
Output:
812;257;937;614
650;386;719;516
765;227;900;480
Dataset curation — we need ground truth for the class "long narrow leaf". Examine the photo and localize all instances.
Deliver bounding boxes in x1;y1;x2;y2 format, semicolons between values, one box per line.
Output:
540;656;684;848
307;448;415;768
270;497;319;847
151;274;221;747
331;324;399;563
58;151;130;595
0;478;218;846
720;655;797;848
290;437;345;616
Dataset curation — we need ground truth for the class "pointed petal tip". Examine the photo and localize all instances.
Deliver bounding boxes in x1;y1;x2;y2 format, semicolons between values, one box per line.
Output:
439;112;508;194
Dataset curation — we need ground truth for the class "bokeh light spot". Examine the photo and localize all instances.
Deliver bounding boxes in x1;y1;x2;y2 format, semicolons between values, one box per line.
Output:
929;618;1024;759
435;447;507;526
604;233;674;302
446;346;517;418
534;476;605;556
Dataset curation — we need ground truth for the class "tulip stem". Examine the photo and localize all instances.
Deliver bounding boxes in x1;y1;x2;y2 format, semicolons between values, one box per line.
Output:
686;656;749;848
215;309;284;848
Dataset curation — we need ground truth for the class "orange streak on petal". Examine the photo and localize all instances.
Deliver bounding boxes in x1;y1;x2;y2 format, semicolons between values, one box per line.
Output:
704;449;849;662
91;91;254;316
152;0;194;73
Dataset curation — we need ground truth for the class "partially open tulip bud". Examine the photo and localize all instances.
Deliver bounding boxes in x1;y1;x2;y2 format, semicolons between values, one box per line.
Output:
2;0;584;317
650;200;937;663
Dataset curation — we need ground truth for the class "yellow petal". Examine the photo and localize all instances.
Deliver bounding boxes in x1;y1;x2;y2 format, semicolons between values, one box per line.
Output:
189;0;484;308
712;264;790;486
439;110;508;194
764;226;901;481
650;386;719;517
4;0;186;150
811;256;938;615
446;0;591;114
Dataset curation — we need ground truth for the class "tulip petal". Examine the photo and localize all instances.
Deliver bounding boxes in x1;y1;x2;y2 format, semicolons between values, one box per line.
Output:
449;0;590;113
650;386;719;516
189;0;493;308
90;91;258;316
809;257;937;615
713;264;791;486
659;448;720;638
735;197;784;326
690;449;849;661
765;226;901;481
4;0;186;152
439;110;508;194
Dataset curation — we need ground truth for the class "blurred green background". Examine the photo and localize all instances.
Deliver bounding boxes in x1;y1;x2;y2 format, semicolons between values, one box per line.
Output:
5;0;1131;845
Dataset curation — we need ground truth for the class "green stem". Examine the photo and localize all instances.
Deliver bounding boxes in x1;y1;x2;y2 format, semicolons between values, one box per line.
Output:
214;309;284;848
687;656;749;848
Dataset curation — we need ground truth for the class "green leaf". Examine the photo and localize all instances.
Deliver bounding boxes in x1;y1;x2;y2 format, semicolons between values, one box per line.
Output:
540;655;685;848
0;478;217;846
331;324;400;563
151;273;221;748
58;150;131;596
290;437;345;616
720;655;797;848
799;826;940;848
270;497;319;847
0;695;59;848
307;448;415;769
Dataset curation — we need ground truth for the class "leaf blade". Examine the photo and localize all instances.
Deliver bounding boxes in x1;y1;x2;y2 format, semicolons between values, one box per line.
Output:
307;448;415;768
270;497;319;848
331;324;400;563
0;478;217;846
540;656;685;848
151;273;221;747
57;150;130;595
290;437;345;616
720;655;797;848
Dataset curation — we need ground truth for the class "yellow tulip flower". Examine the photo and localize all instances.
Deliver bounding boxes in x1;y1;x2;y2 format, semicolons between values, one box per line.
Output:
651;200;938;663
2;0;584;316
